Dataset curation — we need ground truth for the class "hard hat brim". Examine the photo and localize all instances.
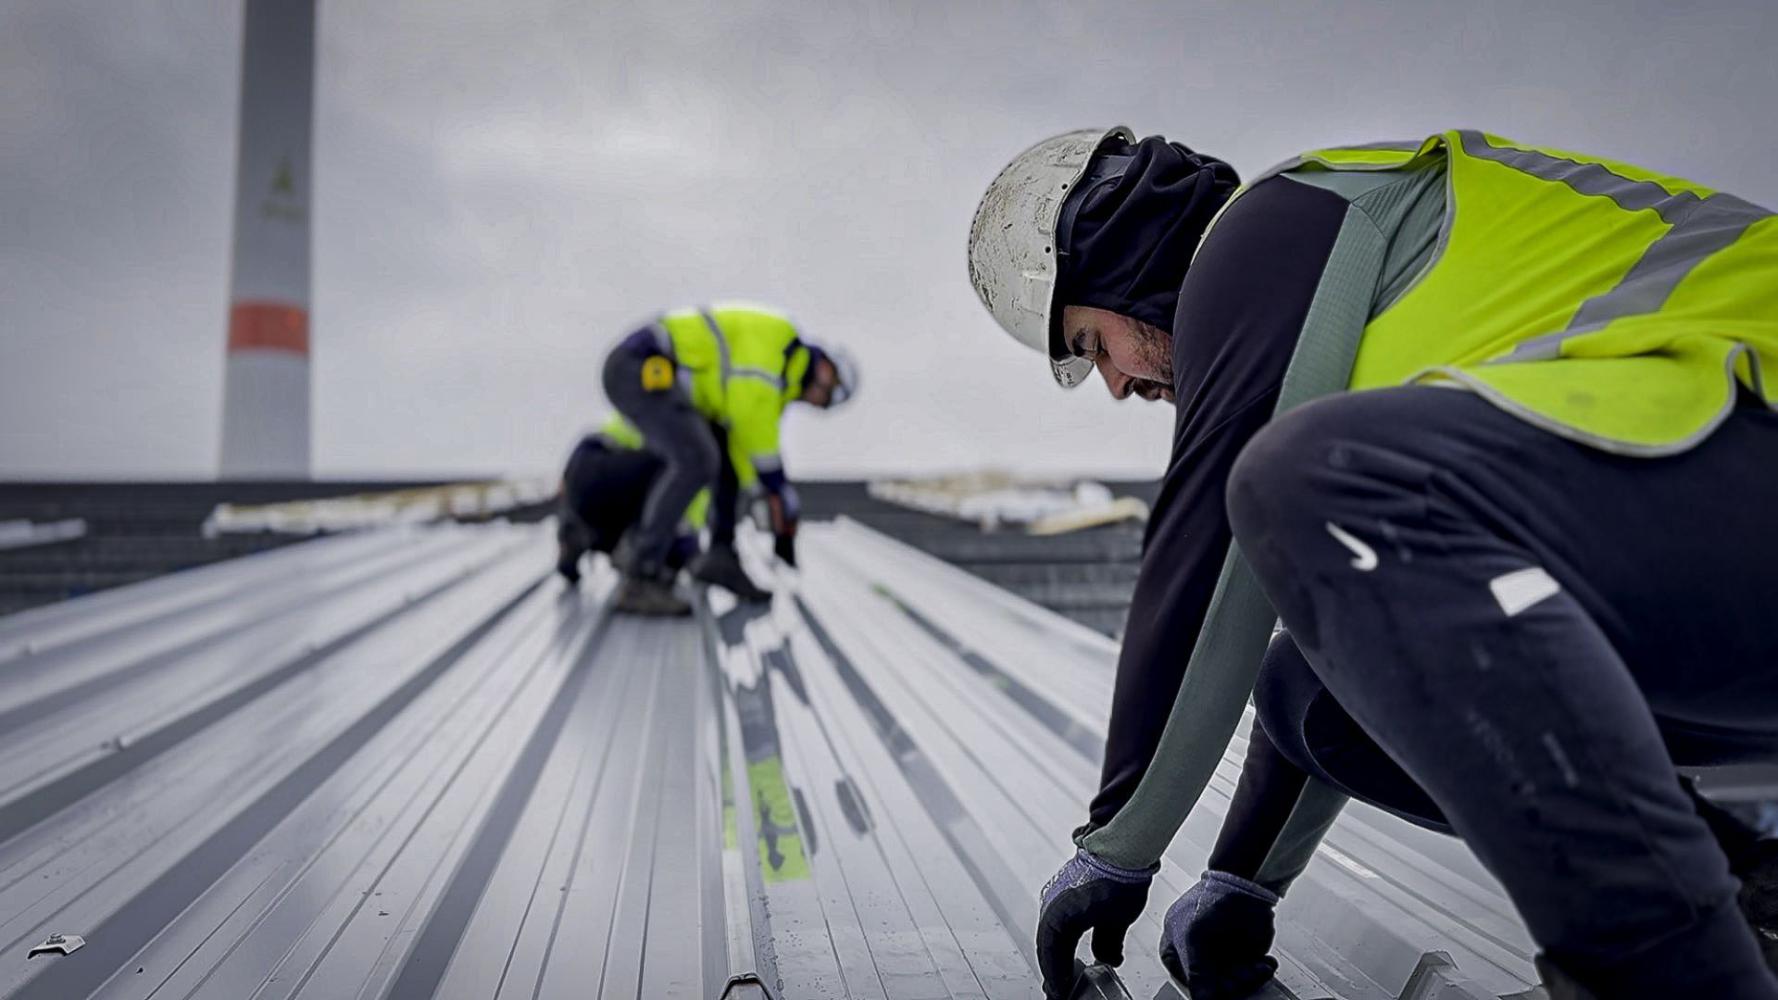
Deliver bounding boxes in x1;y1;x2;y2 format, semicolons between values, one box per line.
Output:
965;125;1134;391
1043;126;1135;389
1049;353;1095;388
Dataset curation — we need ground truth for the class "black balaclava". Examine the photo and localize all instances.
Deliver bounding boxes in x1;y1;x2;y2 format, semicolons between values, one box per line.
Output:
1055;135;1241;335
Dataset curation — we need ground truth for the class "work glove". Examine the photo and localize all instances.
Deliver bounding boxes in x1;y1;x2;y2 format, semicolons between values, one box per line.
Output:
1159;870;1281;1000
1036;848;1157;1000
774;530;797;567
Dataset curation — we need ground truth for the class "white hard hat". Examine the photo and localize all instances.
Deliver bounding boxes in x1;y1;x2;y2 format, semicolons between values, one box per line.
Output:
967;126;1134;388
802;342;859;407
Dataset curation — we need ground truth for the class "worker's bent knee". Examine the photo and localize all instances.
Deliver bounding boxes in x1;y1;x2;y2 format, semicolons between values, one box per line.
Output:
1227;389;1446;560
1226;398;1356;550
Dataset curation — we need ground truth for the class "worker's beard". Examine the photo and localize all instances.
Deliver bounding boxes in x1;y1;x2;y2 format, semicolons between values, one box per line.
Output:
1128;319;1175;402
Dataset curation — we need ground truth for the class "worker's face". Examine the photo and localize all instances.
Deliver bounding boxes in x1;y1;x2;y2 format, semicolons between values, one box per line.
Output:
1059;305;1174;402
802;358;838;408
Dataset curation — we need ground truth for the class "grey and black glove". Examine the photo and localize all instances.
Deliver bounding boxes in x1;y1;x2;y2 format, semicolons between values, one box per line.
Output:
1036;848;1157;1000
1159;870;1281;1000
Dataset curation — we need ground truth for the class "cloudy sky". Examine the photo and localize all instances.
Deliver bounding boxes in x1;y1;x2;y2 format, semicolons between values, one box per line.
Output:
4;0;1775;480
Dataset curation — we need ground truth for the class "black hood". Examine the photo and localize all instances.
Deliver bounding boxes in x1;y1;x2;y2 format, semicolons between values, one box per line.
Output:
1055;135;1240;335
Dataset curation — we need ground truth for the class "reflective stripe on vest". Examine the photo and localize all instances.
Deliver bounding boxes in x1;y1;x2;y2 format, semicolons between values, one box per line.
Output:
699;308;790;390
1217;129;1777;455
699;307;733;383
1452;131;1773;360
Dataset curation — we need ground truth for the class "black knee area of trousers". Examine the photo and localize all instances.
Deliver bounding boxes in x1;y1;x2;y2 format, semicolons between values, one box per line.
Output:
559;438;669;555
1224;389;1393;527
1224;407;1328;533
1252;634;1451;835
674;422;721;483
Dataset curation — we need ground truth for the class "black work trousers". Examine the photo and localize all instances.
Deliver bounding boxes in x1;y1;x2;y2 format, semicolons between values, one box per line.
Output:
601;343;719;574
555;433;737;560
555;437;662;559
1225;385;1778;999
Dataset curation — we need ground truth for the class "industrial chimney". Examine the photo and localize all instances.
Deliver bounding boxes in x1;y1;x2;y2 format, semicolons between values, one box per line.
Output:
218;0;316;478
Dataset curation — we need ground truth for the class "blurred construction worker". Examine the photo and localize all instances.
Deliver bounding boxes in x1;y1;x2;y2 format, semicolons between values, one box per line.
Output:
552;433;688;587
554;421;773;595
969;128;1778;999
599;302;855;615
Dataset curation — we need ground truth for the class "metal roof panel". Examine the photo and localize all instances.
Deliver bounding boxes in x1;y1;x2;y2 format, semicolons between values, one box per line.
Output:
0;519;1539;999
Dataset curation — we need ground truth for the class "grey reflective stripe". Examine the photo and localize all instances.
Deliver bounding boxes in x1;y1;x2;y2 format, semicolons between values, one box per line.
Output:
730;365;786;389
701;308;787;389
647;320;673;357
699;307;732;380
1458;130;1683;213
752;452;784;475
1455;131;1772;361
1565;194;1769;334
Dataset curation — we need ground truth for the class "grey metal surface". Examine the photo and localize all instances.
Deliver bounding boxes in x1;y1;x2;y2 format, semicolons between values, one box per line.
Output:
0;517;1539;998
0;481;490;618
797;481;1151;639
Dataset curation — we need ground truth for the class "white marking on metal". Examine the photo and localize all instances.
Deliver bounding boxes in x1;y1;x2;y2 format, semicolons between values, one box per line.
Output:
1325;521;1378;571
1320;846;1378;880
1490;567;1561;617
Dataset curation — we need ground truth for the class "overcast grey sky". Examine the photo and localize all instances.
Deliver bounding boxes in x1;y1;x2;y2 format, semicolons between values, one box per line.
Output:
4;0;1775;480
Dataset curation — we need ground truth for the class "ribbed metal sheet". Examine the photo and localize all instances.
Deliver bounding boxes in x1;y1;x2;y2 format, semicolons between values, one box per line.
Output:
0;518;1540;999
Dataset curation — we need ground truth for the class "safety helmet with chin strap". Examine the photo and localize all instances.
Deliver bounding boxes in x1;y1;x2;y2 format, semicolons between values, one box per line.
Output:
967;126;1134;388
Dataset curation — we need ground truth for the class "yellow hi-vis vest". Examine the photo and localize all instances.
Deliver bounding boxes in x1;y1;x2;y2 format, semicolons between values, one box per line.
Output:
602;302;813;489
1229;129;1777;454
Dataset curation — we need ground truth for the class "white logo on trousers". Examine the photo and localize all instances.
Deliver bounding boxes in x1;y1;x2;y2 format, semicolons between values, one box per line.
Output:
1325;521;1378;571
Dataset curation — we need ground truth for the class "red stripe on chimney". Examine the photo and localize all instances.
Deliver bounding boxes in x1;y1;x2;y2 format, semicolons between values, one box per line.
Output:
227;302;310;355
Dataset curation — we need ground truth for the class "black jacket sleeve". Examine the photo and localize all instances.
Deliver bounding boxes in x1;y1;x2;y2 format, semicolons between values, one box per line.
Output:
1083;176;1354;831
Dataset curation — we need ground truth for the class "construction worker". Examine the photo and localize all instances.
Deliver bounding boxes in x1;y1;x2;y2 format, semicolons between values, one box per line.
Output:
599;302;855;615
967;128;1778;999
554;421;772;592
552;433;690;588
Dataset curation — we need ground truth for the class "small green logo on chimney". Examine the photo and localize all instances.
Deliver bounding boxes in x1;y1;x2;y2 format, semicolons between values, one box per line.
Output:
271;157;296;197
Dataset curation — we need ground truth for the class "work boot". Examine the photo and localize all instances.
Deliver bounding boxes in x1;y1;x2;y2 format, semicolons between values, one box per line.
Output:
613;573;692;616
555;548;582;587
690;544;771;603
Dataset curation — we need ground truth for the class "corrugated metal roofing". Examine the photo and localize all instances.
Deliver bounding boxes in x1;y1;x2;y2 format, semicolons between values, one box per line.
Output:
819;481;1150;639
0;517;1542;999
